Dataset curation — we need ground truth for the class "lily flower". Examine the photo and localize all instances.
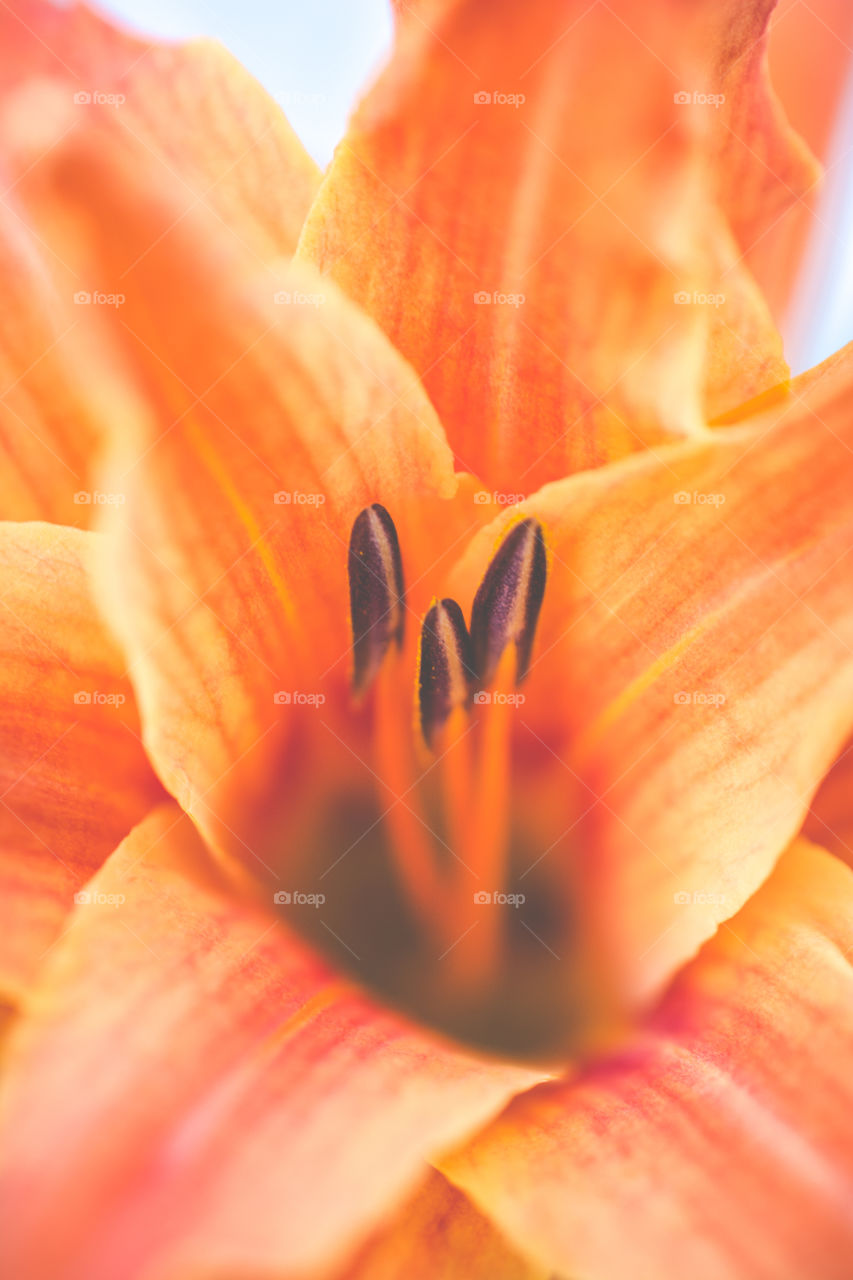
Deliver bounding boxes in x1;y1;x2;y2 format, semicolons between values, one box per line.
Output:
1;1;853;1277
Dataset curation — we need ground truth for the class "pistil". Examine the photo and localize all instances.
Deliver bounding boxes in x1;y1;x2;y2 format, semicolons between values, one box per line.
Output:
348;504;444;938
420;520;549;992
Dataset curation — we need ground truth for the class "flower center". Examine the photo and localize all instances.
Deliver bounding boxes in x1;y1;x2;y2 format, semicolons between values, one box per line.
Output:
268;504;604;1059
339;505;568;1050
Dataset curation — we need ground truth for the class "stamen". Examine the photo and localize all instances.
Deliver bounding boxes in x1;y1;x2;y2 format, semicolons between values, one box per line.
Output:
470;518;547;686
374;646;446;932
348;503;405;696
445;645;517;994
418;598;476;748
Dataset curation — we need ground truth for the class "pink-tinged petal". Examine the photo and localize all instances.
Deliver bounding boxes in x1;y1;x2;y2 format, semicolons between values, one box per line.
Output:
0;0;320;261
334;1168;546;1280
444;840;853;1280
298;0;813;492
803;736;853;869
0;522;163;997
712;0;816;259
0;804;543;1280
448;341;853;1010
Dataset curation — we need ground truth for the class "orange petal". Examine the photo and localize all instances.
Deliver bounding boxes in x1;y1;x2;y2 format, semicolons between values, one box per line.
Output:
336;1168;545;1280
0;196;101;524
444;840;853;1280
0;0;320;261
447;341;853;1009
770;0;853;162
0;522;162;997
751;0;853;322
0;2;321;527
0;804;542;1280
8;112;460;857
298;0;809;491
712;0;817;264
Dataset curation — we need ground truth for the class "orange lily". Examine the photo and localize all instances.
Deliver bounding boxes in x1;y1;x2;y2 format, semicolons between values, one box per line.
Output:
1;3;853;1279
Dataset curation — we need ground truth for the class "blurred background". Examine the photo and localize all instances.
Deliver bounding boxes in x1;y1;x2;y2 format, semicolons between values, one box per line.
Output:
99;0;851;375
